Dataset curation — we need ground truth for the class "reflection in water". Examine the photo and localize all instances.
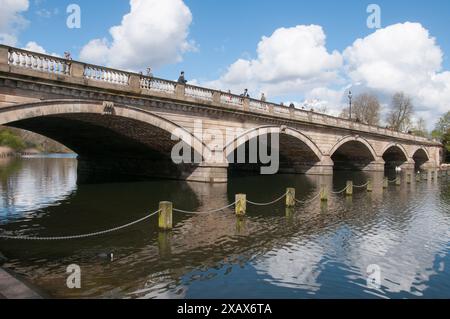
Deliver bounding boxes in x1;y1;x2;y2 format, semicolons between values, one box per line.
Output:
0;157;449;299
0;155;77;224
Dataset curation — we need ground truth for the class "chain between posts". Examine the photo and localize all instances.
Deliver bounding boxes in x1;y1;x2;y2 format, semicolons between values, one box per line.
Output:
246;192;288;206
0;209;161;241
353;181;370;188
173;201;237;214
331;185;349;194
294;192;321;204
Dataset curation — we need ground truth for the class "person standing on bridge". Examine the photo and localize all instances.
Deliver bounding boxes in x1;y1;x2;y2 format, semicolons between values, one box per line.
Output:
146;67;153;77
261;93;266;102
178;71;187;84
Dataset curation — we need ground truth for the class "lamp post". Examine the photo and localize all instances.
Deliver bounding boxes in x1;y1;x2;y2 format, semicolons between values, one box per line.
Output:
348;90;353;120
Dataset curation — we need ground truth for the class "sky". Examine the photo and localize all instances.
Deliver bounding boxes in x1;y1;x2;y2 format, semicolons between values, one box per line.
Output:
1;0;449;129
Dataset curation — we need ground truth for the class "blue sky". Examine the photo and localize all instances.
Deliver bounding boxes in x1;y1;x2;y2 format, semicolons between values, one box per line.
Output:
2;0;450;127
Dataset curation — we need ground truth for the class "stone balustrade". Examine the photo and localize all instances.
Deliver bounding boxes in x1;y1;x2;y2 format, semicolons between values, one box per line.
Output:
220;93;243;106
0;44;439;146
185;84;214;102
84;64;129;85
140;76;176;94
7;47;70;75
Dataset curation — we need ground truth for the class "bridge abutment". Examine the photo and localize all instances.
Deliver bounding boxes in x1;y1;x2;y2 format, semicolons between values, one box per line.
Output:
185;162;228;183
361;159;385;172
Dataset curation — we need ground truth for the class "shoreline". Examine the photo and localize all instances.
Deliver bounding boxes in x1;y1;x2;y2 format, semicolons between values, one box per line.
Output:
0;150;76;158
0;266;45;299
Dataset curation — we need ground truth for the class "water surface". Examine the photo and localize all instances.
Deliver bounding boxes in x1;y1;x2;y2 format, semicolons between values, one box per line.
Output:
0;156;449;299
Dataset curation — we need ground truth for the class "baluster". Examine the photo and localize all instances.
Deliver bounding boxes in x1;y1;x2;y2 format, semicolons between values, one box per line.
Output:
18;52;22;66
38;57;43;71
32;55;38;69
20;53;26;66
14;52;20;66
26;54;32;68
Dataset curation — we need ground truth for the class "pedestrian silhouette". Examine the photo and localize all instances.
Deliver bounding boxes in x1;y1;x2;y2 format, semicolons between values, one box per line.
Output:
178;71;187;84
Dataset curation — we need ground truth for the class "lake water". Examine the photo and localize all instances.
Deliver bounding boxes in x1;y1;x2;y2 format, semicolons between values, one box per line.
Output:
0;156;449;299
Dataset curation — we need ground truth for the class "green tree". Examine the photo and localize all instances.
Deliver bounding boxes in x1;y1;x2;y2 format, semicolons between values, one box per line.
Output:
432;111;450;139
432;111;450;163
442;129;450;163
0;129;26;150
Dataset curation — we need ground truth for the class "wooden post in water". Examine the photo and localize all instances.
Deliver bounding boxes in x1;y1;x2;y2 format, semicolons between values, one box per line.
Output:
383;177;389;189
286;188;295;208
235;194;246;216
346;181;353;196
406;173;412;184
367;179;373;192
158;201;173;231
320;185;328;202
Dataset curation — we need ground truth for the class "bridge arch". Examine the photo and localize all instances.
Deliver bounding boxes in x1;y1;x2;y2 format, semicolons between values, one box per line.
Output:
0;100;210;182
0;100;209;156
382;143;409;169
224;125;324;175
412;147;430;171
224;126;323;160
329;135;379;171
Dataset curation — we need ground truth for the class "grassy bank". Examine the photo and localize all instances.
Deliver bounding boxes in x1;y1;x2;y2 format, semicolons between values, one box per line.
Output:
0;127;72;154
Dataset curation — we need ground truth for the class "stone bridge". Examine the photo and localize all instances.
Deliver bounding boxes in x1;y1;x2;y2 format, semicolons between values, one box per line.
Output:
0;45;443;183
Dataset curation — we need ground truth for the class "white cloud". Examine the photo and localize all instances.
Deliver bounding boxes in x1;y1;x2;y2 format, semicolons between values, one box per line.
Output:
23;41;46;53
23;41;60;57
207;25;343;98
80;0;195;71
208;22;449;127
343;22;450;128
36;8;58;19
0;0;29;46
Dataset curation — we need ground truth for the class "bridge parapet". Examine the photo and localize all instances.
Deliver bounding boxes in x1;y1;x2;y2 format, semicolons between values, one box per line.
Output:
0;44;441;147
